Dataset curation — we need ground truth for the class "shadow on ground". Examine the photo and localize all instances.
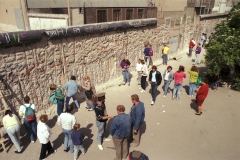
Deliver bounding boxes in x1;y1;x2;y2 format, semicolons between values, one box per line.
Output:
80;123;94;152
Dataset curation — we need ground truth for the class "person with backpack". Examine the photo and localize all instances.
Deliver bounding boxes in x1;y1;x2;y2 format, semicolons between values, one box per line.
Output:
120;58;131;86
110;105;131;160
162;44;170;65
63;75;81;109
57;105;76;153
172;65;186;100
49;84;64;116
188;65;199;97
19;96;37;143
2;110;22;154
143;44;153;68
163;66;174;97
149;65;162;105
82;75;97;111
37;114;56;160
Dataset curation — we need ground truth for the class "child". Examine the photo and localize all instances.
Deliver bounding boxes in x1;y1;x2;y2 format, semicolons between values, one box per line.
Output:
71;123;85;160
136;59;143;85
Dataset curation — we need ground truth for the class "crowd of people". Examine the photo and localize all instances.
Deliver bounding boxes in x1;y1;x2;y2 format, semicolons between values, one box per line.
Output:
1;39;211;160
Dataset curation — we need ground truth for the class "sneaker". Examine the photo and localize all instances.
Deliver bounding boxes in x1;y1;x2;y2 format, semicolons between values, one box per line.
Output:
188;95;191;97
151;101;154;105
98;145;103;150
139;87;142;90
15;151;22;154
74;159;77;160
191;95;194;97
140;89;145;92
85;107;91;109
176;98;180;100
88;108;94;111
31;141;35;143
163;95;166;97
103;138;111;142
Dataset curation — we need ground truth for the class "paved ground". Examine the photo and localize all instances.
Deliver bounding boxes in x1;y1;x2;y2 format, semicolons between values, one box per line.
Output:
1;49;240;160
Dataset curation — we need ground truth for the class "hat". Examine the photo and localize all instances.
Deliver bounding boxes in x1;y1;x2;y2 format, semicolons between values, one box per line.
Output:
97;92;106;98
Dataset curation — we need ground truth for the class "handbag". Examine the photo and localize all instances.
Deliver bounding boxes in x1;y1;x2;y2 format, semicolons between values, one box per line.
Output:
49;93;58;104
85;90;93;99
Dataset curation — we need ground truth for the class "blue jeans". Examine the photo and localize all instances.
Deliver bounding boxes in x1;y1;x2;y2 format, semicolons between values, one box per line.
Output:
65;95;79;108
122;68;130;83
164;80;171;96
74;145;85;159
172;83;183;99
24;118;37;141
62;128;74;152
144;56;150;67
151;82;158;102
162;54;168;64
189;82;196;96
57;100;64;115
194;54;200;64
96;121;106;145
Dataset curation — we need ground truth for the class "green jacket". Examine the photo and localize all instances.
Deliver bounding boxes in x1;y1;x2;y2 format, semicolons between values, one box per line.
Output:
55;88;64;100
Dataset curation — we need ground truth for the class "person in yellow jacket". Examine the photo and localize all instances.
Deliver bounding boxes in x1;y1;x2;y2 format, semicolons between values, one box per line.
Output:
162;44;170;65
188;65;199;97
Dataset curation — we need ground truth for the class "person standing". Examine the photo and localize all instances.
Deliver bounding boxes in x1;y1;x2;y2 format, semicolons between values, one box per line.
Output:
110;105;131;160
136;59;143;85
188;65;199;97
49;84;64;116
2;110;22;154
140;60;148;93
194;43;202;65
129;94;145;147
195;78;209;115
149;66;162;105
172;65;186;100
37;114;56;160
200;33;205;47
163;66;174;97
120;58;131;86
143;44;151;67
82;75;97;111
162;44;170;65
57;105;76;153
94;92;114;150
19;96;37;143
188;38;196;57
71;123;85;160
63;75;80;109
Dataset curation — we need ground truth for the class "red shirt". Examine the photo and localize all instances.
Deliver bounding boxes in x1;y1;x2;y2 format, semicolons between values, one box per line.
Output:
189;41;195;48
197;84;209;100
173;72;186;84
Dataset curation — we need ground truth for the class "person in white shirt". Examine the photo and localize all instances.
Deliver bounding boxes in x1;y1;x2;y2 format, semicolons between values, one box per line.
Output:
37;114;56;160
19;96;37;143
57;105;76;153
136;59;143;85
139;60;149;92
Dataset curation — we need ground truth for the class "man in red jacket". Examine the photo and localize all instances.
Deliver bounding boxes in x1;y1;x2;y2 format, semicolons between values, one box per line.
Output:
189;38;195;58
195;78;209;115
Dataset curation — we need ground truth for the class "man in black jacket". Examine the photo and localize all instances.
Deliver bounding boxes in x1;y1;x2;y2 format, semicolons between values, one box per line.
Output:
149;66;162;105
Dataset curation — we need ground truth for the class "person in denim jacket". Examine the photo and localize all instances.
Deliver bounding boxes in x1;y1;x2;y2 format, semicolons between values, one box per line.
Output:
129;94;145;147
110;105;131;160
163;66;174;97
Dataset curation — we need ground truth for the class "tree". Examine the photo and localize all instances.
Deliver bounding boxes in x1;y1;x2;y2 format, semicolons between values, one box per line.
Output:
205;2;240;91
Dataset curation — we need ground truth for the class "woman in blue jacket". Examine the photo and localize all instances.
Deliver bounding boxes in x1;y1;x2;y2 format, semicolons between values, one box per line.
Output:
163;66;174;97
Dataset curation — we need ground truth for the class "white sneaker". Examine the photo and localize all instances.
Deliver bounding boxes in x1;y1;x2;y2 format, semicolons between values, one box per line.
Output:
191;95;194;97
74;159;77;160
151;101;154;105
31;141;35;143
98;145;103;150
140;89;145;92
103;138;110;142
163;95;166;97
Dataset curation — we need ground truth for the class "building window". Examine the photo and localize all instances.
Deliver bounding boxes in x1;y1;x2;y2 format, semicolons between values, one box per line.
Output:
113;9;121;21
126;9;133;20
97;10;107;23
138;9;144;19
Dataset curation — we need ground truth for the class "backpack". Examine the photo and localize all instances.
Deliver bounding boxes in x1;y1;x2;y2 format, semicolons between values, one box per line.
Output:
149;48;153;56
23;104;35;122
49;92;58;104
196;77;202;86
129;151;149;160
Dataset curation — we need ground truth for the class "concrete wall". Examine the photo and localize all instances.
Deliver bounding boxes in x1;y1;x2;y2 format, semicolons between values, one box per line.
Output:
0;17;224;119
155;0;187;12
27;0;148;8
72;8;84;25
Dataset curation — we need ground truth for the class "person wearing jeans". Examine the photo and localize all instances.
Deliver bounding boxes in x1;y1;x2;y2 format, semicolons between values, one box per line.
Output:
188;65;199;97
82;75;97;111
71;123;85;160
172;65;186;100
120;58;131;86
63;75;80;109
143;45;151;68
149;66;162;105
163;66;174;97
2;110;22;154
140;60;148;93
194;43;202;65
50;84;64;116
94;92;114;150
162;44;170;65
57;105;76;152
19;96;37;143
